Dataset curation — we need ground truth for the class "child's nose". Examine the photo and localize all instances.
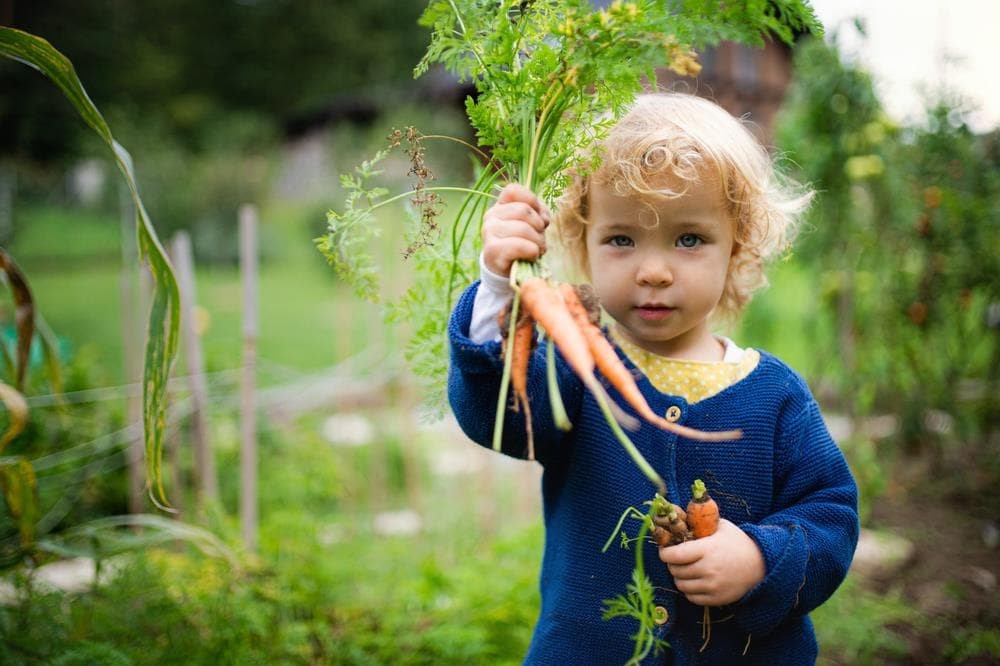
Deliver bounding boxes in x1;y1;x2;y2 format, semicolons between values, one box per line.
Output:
636;254;673;287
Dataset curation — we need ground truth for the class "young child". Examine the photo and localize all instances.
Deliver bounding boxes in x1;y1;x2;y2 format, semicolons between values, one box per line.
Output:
447;92;859;664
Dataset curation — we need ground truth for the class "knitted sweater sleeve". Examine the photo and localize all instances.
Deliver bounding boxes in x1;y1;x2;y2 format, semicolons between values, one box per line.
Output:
732;394;860;637
447;281;583;464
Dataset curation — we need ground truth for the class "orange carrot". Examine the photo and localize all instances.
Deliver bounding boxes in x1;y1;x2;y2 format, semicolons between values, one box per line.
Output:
685;478;721;651
500;301;537;459
519;277;595;380
559;283;741;443
685;479;720;539
515;270;666;496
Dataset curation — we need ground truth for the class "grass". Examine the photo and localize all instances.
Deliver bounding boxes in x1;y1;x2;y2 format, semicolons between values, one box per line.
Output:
6;203;396;386
0;402;964;665
2;404;544;665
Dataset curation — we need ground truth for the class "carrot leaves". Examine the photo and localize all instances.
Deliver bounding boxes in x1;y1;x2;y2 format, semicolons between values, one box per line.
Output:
318;0;821;406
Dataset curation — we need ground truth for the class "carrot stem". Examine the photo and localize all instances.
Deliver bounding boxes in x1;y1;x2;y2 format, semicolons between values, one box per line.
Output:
545;334;573;431
492;289;522;452
590;378;666;496
365;185;496;216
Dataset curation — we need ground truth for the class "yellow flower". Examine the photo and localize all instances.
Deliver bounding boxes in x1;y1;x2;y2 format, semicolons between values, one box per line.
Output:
663;37;701;77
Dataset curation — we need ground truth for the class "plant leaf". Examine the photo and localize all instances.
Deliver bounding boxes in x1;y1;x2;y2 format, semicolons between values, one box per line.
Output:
0;248;35;391
35;514;237;566
0;456;38;548
0;380;28;454
0;27;180;509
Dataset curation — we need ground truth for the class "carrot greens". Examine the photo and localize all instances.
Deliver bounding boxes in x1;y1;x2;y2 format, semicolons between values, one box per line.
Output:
318;0;820;405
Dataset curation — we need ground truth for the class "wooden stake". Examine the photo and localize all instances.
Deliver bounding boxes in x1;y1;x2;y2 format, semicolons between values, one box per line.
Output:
171;231;217;506
119;184;144;514
239;204;259;552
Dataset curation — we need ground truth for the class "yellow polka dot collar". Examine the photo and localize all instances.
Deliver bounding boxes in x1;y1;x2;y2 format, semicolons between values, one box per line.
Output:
610;329;760;404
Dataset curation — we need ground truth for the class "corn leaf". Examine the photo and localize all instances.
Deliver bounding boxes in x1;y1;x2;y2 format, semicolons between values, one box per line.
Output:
0;381;28;454
0;27;180;509
0;248;35;391
36;514;237;566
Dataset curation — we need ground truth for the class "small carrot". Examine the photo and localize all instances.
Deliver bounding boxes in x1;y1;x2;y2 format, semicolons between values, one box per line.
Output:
652;501;691;545
684;479;721;651
511;307;536;459
685;479;720;539
559;283;741;443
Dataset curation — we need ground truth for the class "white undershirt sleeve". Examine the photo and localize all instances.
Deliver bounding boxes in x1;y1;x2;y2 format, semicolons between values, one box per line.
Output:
468;253;514;344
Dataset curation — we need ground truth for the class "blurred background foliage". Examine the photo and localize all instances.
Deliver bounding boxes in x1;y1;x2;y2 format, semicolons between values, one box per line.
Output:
0;3;998;664
770;34;998;503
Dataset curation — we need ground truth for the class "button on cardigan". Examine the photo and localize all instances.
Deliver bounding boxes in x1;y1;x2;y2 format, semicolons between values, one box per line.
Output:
448;281;860;665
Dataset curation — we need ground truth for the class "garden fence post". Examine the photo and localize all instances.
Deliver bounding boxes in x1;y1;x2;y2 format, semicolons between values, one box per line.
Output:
239;204;259;552
120;183;145;514
171;230;218;507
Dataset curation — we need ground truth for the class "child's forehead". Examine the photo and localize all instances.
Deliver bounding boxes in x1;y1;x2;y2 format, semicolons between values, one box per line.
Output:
591;166;726;206
587;175;731;228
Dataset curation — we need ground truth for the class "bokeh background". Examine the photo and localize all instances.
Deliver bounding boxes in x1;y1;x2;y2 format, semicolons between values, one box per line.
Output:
0;1;997;664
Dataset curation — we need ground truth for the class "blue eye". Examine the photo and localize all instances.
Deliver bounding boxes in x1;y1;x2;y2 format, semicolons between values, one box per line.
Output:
677;233;701;248
608;235;634;247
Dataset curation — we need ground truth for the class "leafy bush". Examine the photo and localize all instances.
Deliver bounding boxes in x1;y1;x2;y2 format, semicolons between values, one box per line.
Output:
775;33;999;491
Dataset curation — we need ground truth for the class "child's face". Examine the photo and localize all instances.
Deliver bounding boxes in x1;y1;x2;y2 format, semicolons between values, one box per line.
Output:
584;176;735;361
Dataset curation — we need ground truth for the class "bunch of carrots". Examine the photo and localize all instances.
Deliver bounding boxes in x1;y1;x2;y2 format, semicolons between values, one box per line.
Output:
496;259;740;495
653;480;721;653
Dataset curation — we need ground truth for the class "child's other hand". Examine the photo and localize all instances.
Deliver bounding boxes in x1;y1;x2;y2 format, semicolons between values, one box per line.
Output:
659;519;765;607
482;183;551;277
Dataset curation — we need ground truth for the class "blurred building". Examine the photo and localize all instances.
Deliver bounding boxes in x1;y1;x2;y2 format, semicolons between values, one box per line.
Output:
663;38;796;145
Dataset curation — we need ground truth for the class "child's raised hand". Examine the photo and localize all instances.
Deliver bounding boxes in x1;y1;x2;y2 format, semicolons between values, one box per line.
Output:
482;183;552;277
658;519;766;607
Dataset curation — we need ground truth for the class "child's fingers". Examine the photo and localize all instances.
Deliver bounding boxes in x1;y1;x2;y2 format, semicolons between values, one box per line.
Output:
487;201;549;234
489;237;546;274
496;183;553;226
485;215;548;249
658;538;706;566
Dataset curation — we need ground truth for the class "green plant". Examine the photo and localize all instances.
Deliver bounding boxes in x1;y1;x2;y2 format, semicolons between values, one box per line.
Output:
319;0;821;407
0;27;180;509
776;31;999;487
812;575;916;664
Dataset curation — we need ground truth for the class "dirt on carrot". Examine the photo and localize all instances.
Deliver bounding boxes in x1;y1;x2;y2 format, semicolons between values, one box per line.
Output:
652;501;691;546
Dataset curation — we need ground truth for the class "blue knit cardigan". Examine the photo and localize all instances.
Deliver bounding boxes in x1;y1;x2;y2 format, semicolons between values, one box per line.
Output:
448;282;859;665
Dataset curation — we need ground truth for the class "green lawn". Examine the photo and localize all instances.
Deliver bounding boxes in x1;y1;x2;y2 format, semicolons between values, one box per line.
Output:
7;204;394;385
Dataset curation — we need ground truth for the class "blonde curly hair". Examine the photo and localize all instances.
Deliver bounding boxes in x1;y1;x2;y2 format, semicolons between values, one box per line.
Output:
554;92;813;321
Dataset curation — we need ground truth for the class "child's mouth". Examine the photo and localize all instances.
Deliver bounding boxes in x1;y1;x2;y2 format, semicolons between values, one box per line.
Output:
636;305;675;321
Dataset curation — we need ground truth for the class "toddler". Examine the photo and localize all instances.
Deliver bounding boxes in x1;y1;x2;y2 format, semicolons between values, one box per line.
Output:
447;92;859;664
